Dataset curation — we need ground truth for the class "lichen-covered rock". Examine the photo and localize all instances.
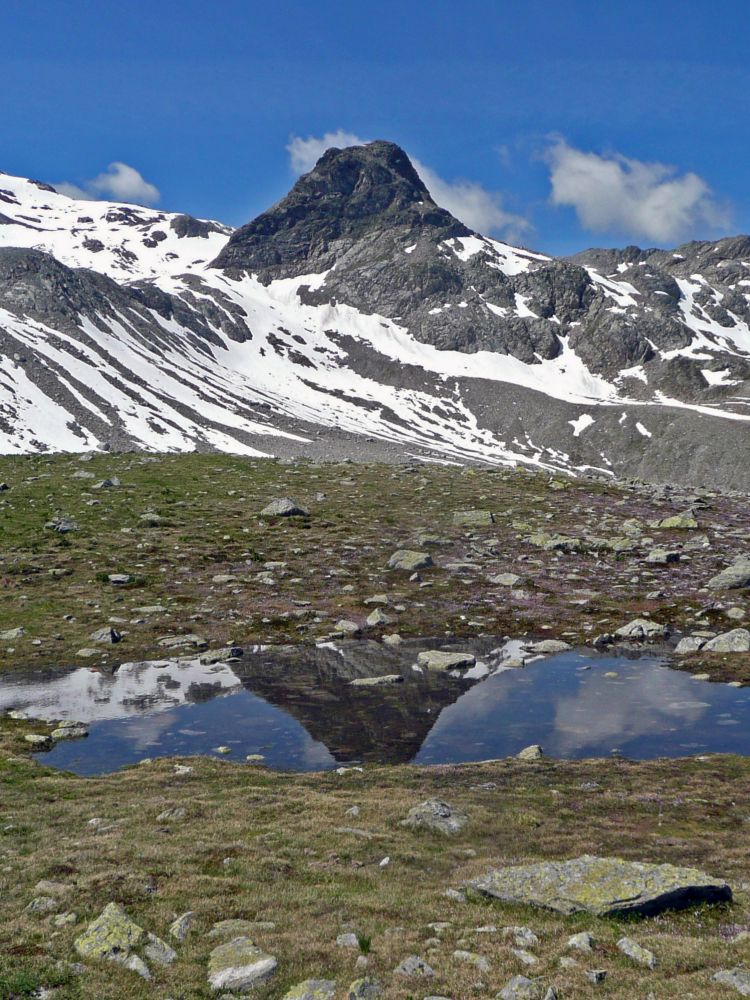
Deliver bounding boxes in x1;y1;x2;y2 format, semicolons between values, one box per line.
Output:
517;744;544;761
169;910;195;941
207;936;277;991
657;512;698;529
143;932;176;967
74;903;150;979
416;649;475;671
387;549;433;572
347;979;383;999
283;979;337;999
401;799;468;834
467;854;731;917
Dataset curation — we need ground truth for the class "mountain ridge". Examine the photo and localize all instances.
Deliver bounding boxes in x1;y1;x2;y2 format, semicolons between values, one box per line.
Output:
0;143;749;488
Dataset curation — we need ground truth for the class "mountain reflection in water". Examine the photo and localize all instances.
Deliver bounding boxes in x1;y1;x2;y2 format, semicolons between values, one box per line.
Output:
0;639;748;775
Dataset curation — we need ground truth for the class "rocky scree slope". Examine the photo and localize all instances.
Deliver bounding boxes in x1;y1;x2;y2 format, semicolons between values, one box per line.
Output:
0;144;749;487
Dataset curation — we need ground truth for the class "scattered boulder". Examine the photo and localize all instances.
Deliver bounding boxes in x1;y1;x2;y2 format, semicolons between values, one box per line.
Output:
674;635;706;655
261;497;309;517
616;936;656;968
704;629;750;653
0;626;25;641
347;979;382;999
90;626;122;645
707;556;750;591
467;855;731;917
393;955;434;977
207;936;277;992
645;548;680;565
657;512;698;529
615;618;669;640
283;979;337;999
453;510;494;527
388;550;433;572
517;744;544;761
401;799;468;835
416;649;475;671
74;902;152;978
45;516;78;534
453;949;490;972
713;968;750;995
490;572;522;586
567;931;594;952
366;608;394;627
497;976;546;1000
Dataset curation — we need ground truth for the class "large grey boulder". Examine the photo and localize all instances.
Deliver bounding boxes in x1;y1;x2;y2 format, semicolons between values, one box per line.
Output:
207;936;277;991
707;556;750;591
467;855;731;917
704;628;750;653
401;799;468;835
261;497;309;517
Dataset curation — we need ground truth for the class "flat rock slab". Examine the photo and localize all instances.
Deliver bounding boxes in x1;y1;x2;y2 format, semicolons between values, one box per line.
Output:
467;854;731;917
207;936;277;991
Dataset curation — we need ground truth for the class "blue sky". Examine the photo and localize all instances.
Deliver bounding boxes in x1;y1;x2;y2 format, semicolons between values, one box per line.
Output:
2;0;749;254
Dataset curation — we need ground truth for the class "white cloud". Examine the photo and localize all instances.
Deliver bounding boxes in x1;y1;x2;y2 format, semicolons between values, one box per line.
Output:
545;139;730;243
56;162;160;206
286;130;366;176
286;130;529;238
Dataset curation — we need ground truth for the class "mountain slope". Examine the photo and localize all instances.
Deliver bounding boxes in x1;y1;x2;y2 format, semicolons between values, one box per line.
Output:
0;145;749;488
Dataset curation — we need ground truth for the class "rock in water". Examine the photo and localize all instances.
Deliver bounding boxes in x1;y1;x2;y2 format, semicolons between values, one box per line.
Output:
401;799;468;834
467;855;731;917
261;497;309;517
207;936;277;991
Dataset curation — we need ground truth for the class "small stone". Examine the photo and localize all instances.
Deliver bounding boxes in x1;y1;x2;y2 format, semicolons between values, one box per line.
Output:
169;911;195;940
393;955;434;977
401;799;468;834
108;573;132;585
282;979;337;999
337;932;359;948
26;896;59;913
366;608;394;627
490;572;522;586
512;949;538;966
497;975;545;1000
261;497;309;517
657;513;698;529
453;949;490;972
586;970;607;984
566;931;594;952
453;510;494;527
336;620;361;635
24;734;52;749
616;936;656;969
674;635;706;655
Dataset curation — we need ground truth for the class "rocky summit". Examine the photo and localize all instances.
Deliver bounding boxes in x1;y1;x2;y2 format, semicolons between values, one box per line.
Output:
1;141;749;487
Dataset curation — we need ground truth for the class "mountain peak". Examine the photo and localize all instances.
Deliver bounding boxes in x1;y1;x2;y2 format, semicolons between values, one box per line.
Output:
212;140;470;277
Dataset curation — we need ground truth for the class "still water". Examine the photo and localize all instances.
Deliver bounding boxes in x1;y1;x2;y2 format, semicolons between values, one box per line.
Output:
0;640;747;775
